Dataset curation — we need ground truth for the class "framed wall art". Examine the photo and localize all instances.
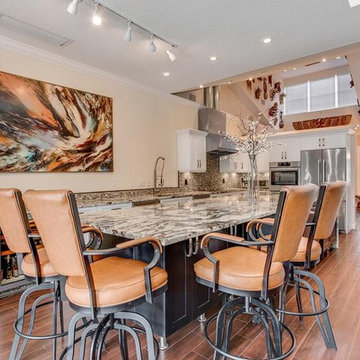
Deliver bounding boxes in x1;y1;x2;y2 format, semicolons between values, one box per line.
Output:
0;71;113;172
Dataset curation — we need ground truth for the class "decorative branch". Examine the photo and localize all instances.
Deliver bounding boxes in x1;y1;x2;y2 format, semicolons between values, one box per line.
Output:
224;113;275;157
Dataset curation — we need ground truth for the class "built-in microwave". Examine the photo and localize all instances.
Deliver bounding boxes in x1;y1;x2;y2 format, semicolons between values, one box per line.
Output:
270;161;300;192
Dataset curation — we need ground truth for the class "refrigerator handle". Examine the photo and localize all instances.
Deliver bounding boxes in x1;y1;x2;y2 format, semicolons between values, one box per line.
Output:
323;160;326;183
318;159;321;185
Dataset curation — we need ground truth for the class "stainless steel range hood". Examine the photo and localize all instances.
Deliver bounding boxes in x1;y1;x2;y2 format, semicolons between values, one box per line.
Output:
198;86;239;155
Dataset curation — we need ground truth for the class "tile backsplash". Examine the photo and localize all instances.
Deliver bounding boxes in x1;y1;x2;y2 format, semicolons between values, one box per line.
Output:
178;153;245;192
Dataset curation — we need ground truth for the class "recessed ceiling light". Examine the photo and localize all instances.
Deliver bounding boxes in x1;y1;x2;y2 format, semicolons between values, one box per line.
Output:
293;67;296;70
348;0;360;8
284;69;287;72
322;58;327;62
200;85;204;88
210;56;217;61
336;56;341;59
162;72;170;77
262;38;272;44
227;81;232;84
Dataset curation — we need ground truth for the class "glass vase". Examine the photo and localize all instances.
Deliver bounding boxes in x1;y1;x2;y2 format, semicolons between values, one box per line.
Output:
248;154;259;200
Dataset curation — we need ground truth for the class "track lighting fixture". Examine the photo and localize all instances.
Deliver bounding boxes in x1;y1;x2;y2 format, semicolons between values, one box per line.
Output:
166;47;176;62
124;21;132;42
65;0;178;60
148;34;157;53
67;0;81;15
92;1;102;26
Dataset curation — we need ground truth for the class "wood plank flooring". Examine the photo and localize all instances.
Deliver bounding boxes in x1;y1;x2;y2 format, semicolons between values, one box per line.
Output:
1;218;360;359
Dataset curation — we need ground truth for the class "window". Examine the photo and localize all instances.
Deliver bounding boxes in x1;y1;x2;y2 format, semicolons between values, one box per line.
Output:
284;83;308;114
309;77;335;111
284;73;357;115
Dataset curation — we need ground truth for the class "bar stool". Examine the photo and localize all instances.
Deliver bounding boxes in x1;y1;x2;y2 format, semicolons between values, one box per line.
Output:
0;188;65;360
194;184;317;359
247;181;345;350
0;188;104;360
23;189;168;360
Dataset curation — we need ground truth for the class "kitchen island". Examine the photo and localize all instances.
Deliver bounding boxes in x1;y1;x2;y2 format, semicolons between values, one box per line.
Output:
79;192;279;347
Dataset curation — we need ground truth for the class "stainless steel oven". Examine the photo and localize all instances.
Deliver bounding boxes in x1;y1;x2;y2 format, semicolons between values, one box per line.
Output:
270;161;300;192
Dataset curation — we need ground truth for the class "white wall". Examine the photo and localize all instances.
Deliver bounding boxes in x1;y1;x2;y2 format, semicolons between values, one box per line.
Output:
0;46;199;192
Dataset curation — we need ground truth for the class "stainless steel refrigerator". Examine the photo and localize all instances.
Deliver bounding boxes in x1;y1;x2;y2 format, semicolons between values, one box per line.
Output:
300;148;346;231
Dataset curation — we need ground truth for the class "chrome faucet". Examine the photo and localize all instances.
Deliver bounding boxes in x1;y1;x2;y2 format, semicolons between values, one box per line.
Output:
154;156;165;193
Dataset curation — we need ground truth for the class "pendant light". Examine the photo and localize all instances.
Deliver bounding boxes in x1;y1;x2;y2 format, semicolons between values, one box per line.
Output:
166;47;176;62
92;1;102;26
67;0;80;15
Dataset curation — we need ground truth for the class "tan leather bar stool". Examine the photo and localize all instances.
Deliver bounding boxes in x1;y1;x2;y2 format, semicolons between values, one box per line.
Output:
0;188;65;360
0;188;103;360
23;190;168;360
247;181;345;350
194;184;317;360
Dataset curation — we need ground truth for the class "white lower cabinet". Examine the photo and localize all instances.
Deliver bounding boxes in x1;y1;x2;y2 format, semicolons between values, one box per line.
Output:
177;129;207;172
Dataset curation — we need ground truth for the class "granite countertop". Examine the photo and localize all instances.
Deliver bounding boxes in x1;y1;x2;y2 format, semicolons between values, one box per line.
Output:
79;192;279;246
76;189;248;208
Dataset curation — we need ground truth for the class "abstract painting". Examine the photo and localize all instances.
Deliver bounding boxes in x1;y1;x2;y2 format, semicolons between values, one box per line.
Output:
0;71;113;172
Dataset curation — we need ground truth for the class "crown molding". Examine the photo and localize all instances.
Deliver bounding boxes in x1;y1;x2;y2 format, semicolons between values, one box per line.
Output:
0;35;198;107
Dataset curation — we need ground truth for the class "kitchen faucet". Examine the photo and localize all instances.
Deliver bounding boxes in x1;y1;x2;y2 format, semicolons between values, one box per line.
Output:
154;156;165;193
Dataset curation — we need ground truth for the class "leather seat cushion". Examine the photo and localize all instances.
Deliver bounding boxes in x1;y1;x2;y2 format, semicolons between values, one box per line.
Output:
194;246;285;292
21;247;58;277
291;237;321;262
65;257;168;308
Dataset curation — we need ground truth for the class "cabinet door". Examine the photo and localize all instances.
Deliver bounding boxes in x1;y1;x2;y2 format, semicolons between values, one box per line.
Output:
269;144;285;162
257;151;269;173
196;135;207;172
301;135;323;151
283;138;300;161
322;134;346;149
301;133;346;150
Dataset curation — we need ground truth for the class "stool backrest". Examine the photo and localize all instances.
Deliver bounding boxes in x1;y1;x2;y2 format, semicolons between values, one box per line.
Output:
24;190;86;277
272;184;318;262
314;181;346;240
0;188;31;253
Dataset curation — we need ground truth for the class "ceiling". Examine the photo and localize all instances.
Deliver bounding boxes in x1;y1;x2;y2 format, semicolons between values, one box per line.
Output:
0;0;360;94
280;57;349;79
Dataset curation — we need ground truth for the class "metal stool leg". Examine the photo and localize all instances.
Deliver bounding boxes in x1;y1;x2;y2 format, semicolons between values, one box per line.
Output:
295;269;337;349
119;319;128;359
295;279;304;321
67;312;87;360
114;312;156;360
10;282;53;360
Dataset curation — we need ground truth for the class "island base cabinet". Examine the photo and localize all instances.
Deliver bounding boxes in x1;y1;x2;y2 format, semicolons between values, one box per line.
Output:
129;235;229;338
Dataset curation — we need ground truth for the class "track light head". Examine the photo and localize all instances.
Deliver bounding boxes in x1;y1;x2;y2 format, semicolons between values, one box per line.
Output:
166;48;176;62
124;21;132;42
92;2;102;25
148;34;157;53
67;0;80;15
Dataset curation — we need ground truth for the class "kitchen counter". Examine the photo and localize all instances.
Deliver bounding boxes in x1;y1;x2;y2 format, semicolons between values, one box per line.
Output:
79;192;278;246
79;191;278;340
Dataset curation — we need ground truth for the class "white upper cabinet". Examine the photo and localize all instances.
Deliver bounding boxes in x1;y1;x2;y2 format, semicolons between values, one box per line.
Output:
269;137;300;162
239;153;250;173
220;152;250;173
220;153;240;173
300;133;346;150
257;151;270;173
177;129;207;172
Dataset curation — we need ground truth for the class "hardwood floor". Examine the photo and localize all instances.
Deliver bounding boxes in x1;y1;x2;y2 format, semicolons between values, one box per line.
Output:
1;220;360;359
